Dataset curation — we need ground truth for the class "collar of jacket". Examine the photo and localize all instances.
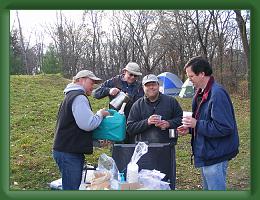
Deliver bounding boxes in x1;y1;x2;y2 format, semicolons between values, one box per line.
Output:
194;76;214;119
144;92;161;104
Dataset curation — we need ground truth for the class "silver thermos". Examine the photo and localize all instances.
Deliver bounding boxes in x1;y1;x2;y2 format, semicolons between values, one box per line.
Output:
109;91;130;110
169;129;178;139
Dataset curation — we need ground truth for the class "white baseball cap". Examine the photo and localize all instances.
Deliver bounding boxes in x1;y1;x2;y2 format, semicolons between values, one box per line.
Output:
142;74;159;85
123;62;142;76
73;70;102;83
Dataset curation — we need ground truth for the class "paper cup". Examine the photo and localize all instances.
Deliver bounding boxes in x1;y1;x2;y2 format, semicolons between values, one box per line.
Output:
154;114;162;121
182;111;192;127
183;111;192;117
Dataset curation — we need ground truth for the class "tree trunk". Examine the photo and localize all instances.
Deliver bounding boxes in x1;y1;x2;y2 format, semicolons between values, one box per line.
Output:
16;11;28;74
234;10;250;93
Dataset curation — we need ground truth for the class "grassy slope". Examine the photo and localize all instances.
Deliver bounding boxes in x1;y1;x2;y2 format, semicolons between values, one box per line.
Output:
10;74;250;190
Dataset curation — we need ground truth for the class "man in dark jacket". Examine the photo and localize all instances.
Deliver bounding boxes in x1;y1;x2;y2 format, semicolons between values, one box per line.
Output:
177;56;239;190
127;74;183;189
53;70;110;190
93;62;144;143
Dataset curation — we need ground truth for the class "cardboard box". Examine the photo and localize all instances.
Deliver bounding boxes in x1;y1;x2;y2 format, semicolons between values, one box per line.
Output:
118;182;143;190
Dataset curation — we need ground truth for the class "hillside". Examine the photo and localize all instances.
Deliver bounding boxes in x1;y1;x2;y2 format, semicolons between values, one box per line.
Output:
10;74;250;190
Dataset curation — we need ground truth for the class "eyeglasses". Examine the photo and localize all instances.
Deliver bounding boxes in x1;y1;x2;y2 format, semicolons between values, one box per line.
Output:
129;73;138;78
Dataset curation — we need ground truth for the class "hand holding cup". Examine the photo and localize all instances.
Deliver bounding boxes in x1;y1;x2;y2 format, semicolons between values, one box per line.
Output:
177;125;189;136
153;115;168;130
182;111;193;128
148;114;162;125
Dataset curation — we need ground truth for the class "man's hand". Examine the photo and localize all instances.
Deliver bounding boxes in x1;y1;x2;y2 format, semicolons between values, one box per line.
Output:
177;125;189;136
155;120;170;130
109;88;120;96
148;114;161;125
97;108;110;117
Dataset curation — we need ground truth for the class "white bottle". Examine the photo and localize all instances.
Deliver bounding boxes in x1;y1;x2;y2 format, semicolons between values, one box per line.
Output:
126;162;139;183
118;102;127;115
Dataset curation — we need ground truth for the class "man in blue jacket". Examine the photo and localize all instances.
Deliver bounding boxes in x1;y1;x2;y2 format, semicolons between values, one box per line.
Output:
93;62;144;143
177;56;239;190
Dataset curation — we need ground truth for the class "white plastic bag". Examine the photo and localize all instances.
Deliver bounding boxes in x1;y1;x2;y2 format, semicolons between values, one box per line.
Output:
126;142;148;183
98;153;119;180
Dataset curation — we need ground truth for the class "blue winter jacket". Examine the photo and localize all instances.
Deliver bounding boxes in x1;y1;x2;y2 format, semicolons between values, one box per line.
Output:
191;78;239;167
93;74;144;119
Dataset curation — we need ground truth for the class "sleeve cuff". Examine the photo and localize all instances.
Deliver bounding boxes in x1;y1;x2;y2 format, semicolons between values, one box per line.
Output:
96;110;103;118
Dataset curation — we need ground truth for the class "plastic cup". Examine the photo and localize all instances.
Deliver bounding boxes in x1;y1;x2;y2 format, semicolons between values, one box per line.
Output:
156;115;166;130
183;111;192;117
182;111;192;127
157;115;162;121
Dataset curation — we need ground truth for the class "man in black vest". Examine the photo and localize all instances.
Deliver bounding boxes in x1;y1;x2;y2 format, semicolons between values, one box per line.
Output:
53;70;109;190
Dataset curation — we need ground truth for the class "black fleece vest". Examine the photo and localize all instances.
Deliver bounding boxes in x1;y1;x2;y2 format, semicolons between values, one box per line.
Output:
53;90;93;154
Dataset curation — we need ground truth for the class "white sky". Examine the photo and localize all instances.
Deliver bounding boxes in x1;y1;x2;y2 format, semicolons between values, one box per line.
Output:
10;10;85;47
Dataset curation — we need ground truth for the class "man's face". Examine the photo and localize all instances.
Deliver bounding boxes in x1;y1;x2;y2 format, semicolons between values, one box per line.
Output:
124;70;139;84
185;66;204;89
143;82;159;99
81;77;95;95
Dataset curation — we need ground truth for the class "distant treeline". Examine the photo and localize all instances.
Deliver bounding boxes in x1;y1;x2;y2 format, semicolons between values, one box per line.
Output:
10;10;250;94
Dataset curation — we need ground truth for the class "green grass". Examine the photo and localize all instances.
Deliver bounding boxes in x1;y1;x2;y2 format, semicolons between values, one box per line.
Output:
9;74;250;190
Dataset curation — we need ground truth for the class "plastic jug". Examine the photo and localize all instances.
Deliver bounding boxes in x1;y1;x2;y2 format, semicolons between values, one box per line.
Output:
126;162;139;183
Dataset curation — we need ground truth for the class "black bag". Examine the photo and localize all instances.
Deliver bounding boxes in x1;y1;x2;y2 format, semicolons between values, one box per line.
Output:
112;143;176;189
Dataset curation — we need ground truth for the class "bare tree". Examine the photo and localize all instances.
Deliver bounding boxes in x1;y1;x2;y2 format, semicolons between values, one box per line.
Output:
210;10;233;84
123;10;167;74
12;9;249;96
16;11;29;74
188;10;214;59
45;11;87;77
234;10;250;93
159;10;196;80
234;10;250;68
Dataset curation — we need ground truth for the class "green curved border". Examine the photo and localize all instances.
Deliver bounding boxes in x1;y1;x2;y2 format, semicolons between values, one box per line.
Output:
1;0;258;200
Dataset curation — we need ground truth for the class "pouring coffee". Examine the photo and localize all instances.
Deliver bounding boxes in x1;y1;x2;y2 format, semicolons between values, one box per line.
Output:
109;91;130;110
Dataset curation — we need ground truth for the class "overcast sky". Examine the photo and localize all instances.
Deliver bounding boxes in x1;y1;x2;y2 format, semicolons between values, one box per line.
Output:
10;10;85;46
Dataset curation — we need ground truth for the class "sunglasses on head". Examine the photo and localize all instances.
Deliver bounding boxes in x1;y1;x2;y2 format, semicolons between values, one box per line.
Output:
129;73;138;77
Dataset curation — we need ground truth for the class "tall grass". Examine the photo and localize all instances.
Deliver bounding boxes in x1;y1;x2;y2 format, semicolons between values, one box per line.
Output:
10;74;250;190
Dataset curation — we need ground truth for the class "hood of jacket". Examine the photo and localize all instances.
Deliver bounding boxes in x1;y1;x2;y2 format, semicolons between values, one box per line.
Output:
63;82;85;94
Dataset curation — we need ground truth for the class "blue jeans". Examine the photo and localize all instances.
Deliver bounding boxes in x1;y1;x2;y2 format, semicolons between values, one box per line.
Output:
201;160;228;190
53;150;85;190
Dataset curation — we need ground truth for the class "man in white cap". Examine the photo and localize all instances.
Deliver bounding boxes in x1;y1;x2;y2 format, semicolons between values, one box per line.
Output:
126;74;183;190
93;62;144;143
53;70;110;190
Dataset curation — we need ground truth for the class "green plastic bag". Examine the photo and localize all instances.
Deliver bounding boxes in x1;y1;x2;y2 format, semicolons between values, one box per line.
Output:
93;109;126;142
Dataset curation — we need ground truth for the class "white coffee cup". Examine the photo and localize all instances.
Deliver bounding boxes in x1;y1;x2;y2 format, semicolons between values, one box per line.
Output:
154;114;162;121
182;111;193;127
183;111;193;117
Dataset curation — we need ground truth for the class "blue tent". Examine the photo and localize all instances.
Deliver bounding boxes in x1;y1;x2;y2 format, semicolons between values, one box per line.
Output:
157;72;183;95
